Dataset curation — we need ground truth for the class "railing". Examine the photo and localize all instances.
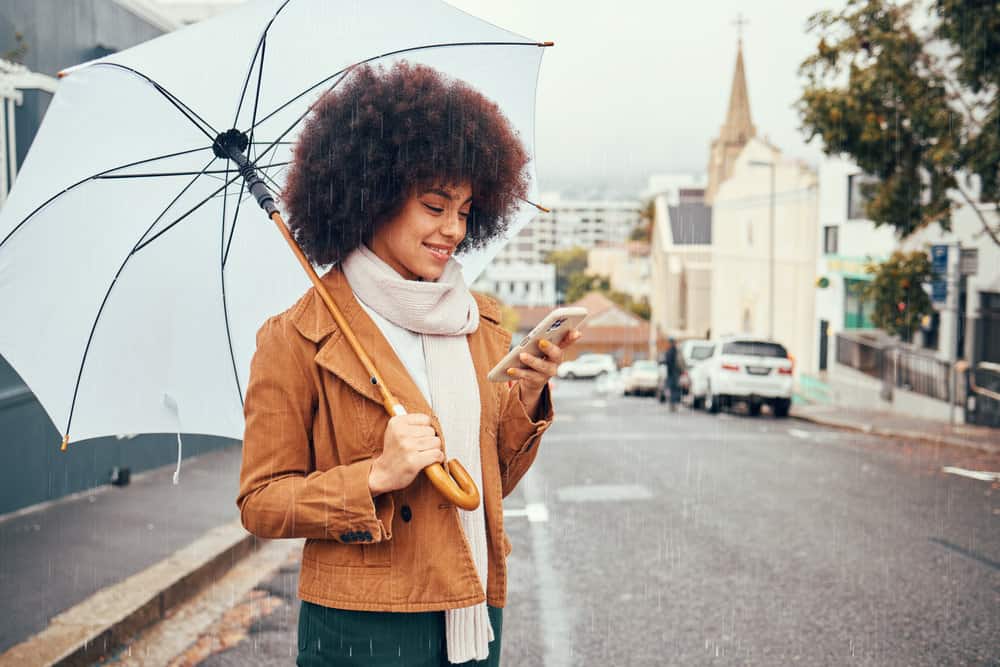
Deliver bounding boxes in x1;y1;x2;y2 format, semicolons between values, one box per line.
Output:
835;331;887;380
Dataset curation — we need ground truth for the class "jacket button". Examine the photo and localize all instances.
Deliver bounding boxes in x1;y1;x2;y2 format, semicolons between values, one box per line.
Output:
363;530;373;541
401;505;412;522
340;533;351;542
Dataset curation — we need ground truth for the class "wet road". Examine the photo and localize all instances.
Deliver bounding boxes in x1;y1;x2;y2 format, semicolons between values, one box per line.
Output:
165;380;1000;666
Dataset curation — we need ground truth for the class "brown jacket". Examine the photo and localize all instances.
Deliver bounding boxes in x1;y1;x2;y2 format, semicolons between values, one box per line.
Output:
236;267;553;612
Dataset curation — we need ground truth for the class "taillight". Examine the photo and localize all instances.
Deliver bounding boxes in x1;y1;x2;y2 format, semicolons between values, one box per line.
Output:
778;367;793;375
721;363;740;372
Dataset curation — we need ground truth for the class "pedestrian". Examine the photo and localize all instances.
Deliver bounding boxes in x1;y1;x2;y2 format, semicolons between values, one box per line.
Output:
661;337;681;412
236;61;580;666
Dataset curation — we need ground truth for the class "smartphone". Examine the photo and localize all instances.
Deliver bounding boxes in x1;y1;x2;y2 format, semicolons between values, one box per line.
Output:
487;306;588;382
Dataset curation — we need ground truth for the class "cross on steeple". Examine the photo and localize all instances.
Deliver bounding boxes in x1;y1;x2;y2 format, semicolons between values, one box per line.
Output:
733;13;749;44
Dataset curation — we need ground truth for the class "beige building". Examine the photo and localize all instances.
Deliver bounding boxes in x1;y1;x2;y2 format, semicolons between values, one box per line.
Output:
586;242;651;303
710;137;818;370
649;188;713;341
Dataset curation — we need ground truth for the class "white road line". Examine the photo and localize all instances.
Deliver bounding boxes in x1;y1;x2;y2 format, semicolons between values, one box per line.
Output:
788;428;812;440
503;503;549;522
520;467;573;667
941;467;1000;482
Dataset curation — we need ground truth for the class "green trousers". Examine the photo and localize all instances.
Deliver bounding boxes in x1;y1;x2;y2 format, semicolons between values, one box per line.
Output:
297;601;503;666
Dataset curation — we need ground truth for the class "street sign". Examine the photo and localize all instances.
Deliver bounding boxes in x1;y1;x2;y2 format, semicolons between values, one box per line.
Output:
931;245;948;303
960;248;978;275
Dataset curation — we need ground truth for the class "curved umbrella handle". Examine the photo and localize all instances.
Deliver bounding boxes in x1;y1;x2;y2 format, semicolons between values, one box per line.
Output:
423;459;481;511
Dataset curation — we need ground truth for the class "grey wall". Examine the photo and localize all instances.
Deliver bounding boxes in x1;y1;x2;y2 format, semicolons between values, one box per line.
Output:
0;1;239;517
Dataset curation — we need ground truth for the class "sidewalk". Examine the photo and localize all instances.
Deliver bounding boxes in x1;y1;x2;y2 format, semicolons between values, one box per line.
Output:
791;403;1000;455
0;444;252;664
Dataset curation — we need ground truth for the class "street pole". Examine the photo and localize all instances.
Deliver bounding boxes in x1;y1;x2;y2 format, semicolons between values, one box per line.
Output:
768;163;775;340
949;241;960;426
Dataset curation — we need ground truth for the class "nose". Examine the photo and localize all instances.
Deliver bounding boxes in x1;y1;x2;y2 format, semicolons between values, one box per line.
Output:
440;208;466;241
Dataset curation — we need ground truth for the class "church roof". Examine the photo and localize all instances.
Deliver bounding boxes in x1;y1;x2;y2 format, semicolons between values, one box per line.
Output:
719;41;757;145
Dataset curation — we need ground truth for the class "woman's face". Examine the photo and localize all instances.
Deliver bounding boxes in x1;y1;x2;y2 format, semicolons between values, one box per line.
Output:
368;182;471;281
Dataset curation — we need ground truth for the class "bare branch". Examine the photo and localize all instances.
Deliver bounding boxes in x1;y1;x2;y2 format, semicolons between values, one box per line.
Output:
956;185;1000;247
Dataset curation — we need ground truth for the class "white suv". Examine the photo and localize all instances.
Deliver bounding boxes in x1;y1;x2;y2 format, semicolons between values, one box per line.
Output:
700;337;793;417
557;353;617;379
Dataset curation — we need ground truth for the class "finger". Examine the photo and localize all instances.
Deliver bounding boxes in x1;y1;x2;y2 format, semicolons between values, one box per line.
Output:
507;366;548;386
557;329;583;349
416;448;446;470
411;435;442;451
402;413;433;426
536;339;564;364
519;351;559;376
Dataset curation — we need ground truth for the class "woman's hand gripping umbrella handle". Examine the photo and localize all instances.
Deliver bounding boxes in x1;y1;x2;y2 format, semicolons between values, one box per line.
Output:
270;210;480;511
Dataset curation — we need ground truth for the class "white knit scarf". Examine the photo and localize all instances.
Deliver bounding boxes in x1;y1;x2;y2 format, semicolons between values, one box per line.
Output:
341;244;493;663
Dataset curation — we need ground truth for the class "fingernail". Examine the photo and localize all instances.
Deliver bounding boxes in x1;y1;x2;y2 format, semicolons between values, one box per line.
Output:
507;368;517;376
539;339;550;350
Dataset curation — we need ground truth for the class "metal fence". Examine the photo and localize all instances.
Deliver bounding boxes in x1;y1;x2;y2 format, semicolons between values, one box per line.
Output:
967;362;1000;427
835;331;965;405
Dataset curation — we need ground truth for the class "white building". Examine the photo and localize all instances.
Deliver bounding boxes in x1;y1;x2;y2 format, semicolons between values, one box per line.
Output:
711;137;819;372
813;157;898;371
649;187;713;341
470;262;556;307
494;193;643;265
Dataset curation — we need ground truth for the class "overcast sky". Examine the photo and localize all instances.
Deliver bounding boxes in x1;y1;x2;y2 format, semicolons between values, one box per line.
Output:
445;0;836;194
160;0;838;195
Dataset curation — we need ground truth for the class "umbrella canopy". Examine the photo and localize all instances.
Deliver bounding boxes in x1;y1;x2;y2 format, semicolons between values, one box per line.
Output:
0;0;545;446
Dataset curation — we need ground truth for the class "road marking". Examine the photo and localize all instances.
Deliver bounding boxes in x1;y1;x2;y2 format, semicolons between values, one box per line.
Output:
520;468;573;667
941;467;1000;482
503;503;549;522
788;428;812;440
555;484;653;503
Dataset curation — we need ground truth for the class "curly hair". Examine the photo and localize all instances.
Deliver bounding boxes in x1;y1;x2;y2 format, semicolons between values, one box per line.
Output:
282;61;530;266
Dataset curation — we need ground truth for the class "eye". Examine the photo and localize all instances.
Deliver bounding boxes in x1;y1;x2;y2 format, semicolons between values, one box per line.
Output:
422;203;444;214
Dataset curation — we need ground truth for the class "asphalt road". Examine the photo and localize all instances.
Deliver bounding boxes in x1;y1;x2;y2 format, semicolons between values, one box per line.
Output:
167;380;1000;666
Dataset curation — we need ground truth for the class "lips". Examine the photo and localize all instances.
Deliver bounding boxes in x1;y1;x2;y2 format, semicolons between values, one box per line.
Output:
423;243;453;260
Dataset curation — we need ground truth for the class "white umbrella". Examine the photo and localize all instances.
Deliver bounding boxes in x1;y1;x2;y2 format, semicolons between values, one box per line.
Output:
0;0;546;475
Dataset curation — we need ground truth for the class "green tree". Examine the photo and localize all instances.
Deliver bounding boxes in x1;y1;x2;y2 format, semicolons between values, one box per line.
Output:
863;250;933;341
545;246;588;300
798;0;1000;245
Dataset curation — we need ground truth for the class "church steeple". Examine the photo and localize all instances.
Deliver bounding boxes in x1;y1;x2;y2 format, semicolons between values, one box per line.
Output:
705;27;757;204
720;42;756;146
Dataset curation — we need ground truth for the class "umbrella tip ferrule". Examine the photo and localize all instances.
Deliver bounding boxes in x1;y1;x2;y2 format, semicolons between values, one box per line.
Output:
539;41;554;47
60;434;69;451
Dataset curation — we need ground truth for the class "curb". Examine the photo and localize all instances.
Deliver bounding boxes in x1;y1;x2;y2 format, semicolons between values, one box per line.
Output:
790;411;1000;456
0;519;258;667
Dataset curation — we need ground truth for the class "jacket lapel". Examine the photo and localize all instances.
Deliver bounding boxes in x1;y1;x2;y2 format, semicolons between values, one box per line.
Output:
291;267;436;418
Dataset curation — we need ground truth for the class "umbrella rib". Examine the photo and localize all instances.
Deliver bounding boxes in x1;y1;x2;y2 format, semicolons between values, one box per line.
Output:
133;171;242;254
0;146;214;251
248;40;542;134
63;155;218;440
94;161;290;179
91;63;219;144
231;0;292;127
218;159;245;408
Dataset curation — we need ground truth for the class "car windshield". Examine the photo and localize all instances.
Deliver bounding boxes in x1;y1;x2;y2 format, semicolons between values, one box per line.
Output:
633;361;657;371
579;355;610;364
722;341;788;358
690;345;714;361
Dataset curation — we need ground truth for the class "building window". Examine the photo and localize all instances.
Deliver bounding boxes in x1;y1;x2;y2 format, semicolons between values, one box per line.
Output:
823;225;839;254
847;173;878;220
844;278;876;328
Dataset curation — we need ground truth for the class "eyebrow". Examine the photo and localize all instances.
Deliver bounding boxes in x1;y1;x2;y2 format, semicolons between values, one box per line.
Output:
423;188;473;205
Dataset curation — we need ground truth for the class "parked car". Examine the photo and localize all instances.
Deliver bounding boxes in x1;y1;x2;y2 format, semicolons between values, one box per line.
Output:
557;353;617;379
681;339;716;409
623;360;660;396
697;337;794;417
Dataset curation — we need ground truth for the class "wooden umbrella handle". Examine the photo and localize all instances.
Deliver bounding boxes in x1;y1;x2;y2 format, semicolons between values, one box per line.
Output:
271;211;481;511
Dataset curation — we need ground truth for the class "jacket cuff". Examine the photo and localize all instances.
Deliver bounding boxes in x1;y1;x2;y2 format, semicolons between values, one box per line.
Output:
333;458;394;543
501;382;554;456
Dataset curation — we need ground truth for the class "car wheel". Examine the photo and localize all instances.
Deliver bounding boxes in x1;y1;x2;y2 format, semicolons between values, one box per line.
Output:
706;384;720;414
748;402;762;417
566;371;576;380
773;398;791;418
692;396;705;410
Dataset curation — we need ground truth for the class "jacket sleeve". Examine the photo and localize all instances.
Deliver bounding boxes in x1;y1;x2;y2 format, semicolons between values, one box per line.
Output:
236;316;393;543
497;380;554;498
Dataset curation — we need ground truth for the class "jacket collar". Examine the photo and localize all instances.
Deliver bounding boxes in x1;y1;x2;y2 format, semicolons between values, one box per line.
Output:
290;266;502;415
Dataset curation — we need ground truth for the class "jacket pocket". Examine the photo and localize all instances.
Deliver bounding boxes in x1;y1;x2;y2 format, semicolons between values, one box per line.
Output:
362;540;392;567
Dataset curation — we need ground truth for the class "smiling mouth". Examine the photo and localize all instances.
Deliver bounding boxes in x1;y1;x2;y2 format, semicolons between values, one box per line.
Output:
423;243;453;259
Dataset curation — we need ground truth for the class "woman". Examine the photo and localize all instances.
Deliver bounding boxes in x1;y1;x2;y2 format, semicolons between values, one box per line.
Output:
237;61;578;666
